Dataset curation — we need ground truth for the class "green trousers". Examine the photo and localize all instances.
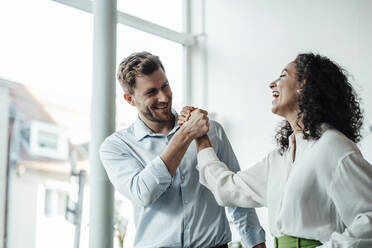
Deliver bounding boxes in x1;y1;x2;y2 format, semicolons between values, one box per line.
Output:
274;235;322;248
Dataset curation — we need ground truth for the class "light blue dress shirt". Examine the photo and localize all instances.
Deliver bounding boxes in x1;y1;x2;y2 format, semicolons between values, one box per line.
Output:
100;111;265;248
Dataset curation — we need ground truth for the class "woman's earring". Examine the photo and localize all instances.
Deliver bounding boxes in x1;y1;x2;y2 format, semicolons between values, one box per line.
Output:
296;89;301;94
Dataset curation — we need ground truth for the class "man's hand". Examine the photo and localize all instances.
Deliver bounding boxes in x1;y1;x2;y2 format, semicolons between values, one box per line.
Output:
178;106;195;126
160;108;209;176
177;106;212;151
180;108;209;139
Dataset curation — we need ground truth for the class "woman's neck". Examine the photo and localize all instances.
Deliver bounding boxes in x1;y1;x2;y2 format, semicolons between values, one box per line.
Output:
287;111;303;135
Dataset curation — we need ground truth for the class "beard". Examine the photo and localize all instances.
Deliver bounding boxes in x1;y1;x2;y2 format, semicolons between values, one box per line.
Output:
140;106;173;123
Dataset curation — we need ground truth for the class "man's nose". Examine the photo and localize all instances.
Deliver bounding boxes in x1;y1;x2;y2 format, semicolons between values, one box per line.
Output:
157;90;169;102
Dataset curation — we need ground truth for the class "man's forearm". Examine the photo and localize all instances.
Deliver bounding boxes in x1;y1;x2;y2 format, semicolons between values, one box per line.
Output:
160;128;193;176
195;135;212;152
161;108;209;176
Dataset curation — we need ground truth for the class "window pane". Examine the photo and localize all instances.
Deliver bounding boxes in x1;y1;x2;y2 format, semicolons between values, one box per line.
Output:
0;0;93;146
1;1;184;248
117;0;183;32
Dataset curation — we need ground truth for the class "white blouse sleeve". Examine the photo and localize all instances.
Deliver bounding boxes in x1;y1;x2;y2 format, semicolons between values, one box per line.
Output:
320;151;372;248
197;147;269;208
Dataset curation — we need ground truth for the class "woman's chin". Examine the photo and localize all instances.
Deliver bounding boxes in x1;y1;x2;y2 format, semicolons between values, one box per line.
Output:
271;107;286;119
271;105;278;114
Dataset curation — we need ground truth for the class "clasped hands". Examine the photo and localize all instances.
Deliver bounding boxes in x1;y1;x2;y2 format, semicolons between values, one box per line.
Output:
178;106;209;140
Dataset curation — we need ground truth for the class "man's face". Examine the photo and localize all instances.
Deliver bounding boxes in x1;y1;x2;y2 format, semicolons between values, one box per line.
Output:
125;68;173;123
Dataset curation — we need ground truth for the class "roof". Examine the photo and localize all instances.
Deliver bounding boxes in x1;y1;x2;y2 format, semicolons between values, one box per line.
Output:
0;78;55;123
0;78;88;173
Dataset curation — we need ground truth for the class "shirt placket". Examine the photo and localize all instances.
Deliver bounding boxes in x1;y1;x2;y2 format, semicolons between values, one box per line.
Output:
276;145;295;231
165;133;190;247
178;160;191;247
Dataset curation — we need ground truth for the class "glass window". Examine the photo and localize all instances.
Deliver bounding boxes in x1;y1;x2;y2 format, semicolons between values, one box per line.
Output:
44;189;68;218
117;0;183;32
0;1;185;248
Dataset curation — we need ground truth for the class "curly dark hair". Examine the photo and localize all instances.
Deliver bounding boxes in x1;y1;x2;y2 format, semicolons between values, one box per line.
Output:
117;51;165;94
275;53;363;155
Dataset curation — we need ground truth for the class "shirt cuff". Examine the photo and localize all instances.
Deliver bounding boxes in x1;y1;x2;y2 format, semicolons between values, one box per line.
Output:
197;147;220;168
240;227;266;248
147;156;172;185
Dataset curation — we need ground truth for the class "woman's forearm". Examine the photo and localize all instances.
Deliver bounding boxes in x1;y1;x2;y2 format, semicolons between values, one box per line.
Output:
195;135;212;152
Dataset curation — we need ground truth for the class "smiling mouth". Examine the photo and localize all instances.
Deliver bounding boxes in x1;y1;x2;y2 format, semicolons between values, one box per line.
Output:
152;104;169;110
272;91;279;98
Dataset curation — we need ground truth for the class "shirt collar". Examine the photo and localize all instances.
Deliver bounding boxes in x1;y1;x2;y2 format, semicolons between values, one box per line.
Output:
288;132;304;148
133;109;180;141
320;123;332;132
288;123;332;148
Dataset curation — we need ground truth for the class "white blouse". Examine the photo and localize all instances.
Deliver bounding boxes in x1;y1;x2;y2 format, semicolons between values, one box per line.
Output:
197;127;372;247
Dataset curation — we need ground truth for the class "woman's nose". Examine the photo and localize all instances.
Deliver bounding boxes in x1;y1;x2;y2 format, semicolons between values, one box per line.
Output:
269;78;279;89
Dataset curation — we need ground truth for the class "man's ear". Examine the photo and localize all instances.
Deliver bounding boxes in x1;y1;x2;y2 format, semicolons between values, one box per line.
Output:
123;93;136;106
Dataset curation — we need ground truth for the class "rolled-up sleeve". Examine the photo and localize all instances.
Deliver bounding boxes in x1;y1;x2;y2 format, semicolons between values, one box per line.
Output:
100;137;172;207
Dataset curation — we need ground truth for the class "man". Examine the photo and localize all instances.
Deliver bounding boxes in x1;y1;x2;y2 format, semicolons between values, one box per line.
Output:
100;51;266;248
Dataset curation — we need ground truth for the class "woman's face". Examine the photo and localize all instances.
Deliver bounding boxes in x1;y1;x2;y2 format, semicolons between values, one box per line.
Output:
269;61;301;119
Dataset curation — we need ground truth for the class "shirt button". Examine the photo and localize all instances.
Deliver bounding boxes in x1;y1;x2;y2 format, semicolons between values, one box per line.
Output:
181;175;185;180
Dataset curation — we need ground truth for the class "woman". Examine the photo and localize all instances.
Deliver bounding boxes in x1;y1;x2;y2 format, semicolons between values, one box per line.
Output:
179;53;372;248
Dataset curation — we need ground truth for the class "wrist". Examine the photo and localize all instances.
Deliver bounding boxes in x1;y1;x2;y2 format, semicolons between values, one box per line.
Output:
176;126;194;144
196;135;211;152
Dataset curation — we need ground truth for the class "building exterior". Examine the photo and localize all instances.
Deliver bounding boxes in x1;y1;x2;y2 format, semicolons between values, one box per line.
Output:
0;79;88;248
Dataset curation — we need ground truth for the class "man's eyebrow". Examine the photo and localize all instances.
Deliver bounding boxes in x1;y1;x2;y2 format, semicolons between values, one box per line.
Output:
281;68;288;74
144;88;157;94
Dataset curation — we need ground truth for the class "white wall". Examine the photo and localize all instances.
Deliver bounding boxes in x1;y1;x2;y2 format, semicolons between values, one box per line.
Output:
7;170;39;248
7;168;73;248
191;0;372;246
200;0;372;164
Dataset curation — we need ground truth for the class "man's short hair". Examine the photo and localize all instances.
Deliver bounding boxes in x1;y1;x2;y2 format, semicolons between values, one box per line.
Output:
117;51;165;94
